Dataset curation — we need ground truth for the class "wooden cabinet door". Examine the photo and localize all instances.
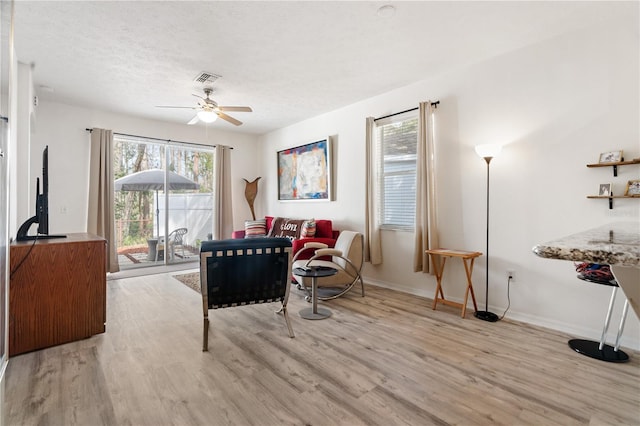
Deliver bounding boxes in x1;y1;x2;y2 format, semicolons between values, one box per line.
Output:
9;234;106;356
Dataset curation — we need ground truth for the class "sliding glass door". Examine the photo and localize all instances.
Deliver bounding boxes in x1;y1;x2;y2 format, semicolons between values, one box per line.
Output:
160;145;213;265
113;136;213;269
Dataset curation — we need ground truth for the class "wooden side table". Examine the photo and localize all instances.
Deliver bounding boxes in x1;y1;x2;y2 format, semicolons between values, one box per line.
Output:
425;248;482;318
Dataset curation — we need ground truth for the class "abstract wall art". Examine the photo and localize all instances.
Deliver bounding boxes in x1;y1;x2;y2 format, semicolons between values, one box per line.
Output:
277;137;332;201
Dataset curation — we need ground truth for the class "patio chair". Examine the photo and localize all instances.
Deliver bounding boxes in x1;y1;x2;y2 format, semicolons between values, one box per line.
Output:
155;227;188;261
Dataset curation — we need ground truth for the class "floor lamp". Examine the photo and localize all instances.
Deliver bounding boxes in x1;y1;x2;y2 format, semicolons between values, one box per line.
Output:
474;144;502;323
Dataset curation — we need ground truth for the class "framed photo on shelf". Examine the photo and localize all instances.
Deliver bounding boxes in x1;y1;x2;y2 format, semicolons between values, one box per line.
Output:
598;183;612;196
277;137;332;201
624;179;640;196
598;150;623;163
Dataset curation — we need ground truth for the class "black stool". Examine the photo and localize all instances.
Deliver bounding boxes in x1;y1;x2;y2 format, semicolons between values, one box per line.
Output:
569;267;630;363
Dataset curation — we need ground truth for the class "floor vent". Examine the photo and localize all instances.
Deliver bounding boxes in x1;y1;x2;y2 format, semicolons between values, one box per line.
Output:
193;72;221;84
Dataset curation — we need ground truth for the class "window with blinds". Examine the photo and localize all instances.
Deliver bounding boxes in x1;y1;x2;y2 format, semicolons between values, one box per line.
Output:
375;111;418;230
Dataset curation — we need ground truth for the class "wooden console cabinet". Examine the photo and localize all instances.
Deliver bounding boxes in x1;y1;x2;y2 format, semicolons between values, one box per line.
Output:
9;233;107;356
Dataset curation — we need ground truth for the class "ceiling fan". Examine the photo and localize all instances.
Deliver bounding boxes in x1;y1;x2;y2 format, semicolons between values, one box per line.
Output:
156;88;252;126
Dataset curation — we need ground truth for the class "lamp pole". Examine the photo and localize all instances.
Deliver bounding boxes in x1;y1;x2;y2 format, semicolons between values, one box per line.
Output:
474;145;501;322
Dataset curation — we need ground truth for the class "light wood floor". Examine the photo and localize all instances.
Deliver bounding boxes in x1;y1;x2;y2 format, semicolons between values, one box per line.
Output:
4;272;640;425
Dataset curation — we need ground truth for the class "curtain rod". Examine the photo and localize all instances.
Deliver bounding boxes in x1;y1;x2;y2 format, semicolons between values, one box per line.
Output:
374;101;440;122
85;128;231;150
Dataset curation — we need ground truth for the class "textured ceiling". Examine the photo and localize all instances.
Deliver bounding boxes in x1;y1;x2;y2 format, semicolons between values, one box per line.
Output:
12;1;623;135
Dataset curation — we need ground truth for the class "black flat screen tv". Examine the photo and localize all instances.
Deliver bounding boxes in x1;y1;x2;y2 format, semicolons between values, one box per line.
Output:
16;145;65;241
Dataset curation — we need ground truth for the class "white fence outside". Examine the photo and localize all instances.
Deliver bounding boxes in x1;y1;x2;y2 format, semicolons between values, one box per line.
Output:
156;193;213;247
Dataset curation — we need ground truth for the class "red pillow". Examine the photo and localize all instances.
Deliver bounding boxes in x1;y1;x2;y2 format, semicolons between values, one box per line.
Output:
265;216;274;232
314;220;333;238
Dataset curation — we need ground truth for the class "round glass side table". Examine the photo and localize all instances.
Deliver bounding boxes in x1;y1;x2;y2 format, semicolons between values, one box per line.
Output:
294;266;338;320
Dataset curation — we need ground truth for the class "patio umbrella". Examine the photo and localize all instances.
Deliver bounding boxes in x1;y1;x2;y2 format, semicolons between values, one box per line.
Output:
114;168;200;236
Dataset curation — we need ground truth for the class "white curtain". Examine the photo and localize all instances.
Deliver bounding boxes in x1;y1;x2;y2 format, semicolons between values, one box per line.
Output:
212;145;234;240
413;102;439;273
364;116;382;265
88;128;120;273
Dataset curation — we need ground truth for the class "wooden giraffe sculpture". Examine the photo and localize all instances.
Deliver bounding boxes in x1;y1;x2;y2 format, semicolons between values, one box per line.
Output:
243;177;261;220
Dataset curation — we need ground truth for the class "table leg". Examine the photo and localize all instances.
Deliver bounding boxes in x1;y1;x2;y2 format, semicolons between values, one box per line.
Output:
568;286;629;363
468;258;479;311
431;255;445;310
299;277;332;320
438;258;447;300
461;258;479;318
311;277;319;313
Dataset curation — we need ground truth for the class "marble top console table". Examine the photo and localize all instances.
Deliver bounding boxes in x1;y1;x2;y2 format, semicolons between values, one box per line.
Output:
532;222;639;267
533;222;639;362
533;222;640;318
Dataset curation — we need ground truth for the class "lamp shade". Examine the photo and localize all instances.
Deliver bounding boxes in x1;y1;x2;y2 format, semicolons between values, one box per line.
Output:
475;144;502;159
197;110;218;123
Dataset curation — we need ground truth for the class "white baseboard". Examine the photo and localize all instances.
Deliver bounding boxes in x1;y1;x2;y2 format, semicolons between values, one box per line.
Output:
362;276;640;351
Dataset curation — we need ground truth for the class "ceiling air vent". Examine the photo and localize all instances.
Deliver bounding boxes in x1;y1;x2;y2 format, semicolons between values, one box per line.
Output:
193;72;221;84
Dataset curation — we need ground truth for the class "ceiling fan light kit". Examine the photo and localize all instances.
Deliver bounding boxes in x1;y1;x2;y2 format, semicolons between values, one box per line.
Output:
156;85;251;126
197;110;218;123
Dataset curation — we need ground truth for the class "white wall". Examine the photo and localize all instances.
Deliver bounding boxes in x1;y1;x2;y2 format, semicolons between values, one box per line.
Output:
13;62;32;234
258;8;640;348
14;100;261;239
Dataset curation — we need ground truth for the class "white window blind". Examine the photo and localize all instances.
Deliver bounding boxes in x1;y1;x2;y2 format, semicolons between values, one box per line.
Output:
375;110;418;230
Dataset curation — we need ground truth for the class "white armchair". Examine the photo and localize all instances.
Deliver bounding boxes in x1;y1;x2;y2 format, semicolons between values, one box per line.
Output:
292;230;364;300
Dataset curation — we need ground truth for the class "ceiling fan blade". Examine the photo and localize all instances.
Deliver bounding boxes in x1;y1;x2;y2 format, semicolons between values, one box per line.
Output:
217;112;242;126
217;106;252;112
187;115;199;125
156;105;196;109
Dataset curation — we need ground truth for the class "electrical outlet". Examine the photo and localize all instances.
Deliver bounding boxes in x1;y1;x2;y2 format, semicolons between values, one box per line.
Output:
507;270;516;282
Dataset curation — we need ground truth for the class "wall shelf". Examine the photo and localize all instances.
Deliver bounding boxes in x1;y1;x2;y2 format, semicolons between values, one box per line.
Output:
586;159;640;177
586;195;640;198
586;158;639;208
586;195;640;209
